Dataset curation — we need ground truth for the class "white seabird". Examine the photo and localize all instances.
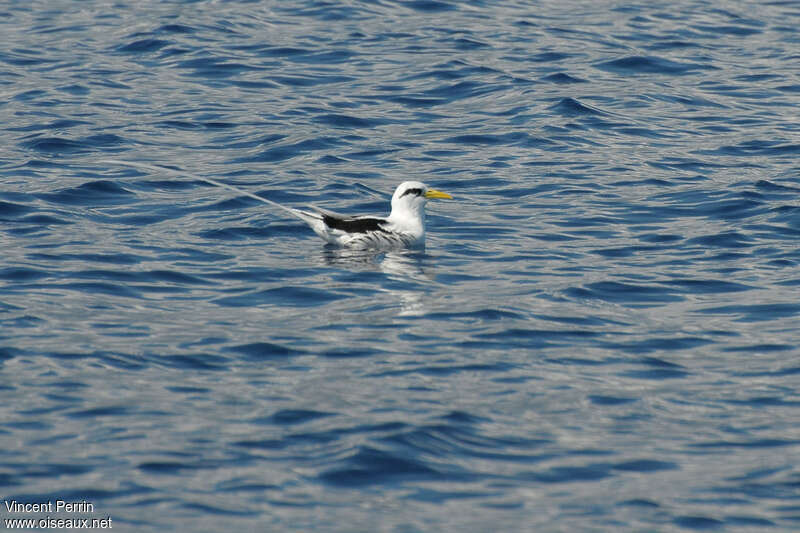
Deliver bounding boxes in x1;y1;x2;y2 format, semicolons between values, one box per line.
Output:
101;161;452;249
288;181;452;248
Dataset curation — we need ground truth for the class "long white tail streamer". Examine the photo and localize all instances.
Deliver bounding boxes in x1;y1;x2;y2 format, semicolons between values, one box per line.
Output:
98;159;301;219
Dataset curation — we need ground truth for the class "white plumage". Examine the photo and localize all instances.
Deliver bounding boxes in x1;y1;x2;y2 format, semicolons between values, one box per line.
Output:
102;161;452;249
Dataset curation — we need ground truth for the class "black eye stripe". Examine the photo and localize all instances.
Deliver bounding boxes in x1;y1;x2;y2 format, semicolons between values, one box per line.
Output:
400;188;423;198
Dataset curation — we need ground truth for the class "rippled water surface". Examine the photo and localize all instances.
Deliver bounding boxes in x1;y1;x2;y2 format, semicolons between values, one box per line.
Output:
2;1;800;531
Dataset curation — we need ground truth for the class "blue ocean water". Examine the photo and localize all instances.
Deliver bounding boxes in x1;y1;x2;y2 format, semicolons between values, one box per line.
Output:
1;0;799;530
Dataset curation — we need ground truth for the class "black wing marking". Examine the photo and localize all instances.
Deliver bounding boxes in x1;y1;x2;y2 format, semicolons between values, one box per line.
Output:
323;215;389;234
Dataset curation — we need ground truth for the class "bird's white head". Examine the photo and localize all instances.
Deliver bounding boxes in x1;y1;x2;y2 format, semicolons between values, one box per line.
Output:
389;181;452;220
385;181;452;241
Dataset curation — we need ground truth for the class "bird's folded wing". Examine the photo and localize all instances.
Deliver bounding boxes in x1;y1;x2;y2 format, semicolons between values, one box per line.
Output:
303;205;387;234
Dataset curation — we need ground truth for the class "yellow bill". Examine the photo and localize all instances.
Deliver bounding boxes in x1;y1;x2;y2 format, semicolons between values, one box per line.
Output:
424;189;453;200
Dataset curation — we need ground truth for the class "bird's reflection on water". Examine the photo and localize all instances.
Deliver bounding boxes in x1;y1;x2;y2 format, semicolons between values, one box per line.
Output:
317;247;437;316
319;246;432;280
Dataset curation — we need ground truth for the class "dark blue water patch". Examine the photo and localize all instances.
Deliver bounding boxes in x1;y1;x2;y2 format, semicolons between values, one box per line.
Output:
621;357;690;380
588;395;638;406
612;459;678;473
232;438;286;451
197;225;287;241
138;461;197;475
156;119;236;131
318;446;449;487
312;114;391;129
215;480;280;494
611;176;677;187
421;308;526;322
701;140;800;157
724;516;776;527
65;405;130;419
618;498;660;508
26;252;142;265
646;40;701;51
180;502;258;517
402;1;457;13
0;51;54;67
449;37;489;50
233;137;342;163
661;279;753;293
673;515;725;530
156;23;195;35
227;342;307;361
698;303;800;322
775;83;800;94
61;268;207;287
686;232;754;248
4;419;52;430
565;281;683;307
316;154;347;164
0;200;35;218
723;344;795;353
116;38;171;54
203;132;286;151
723;396;800;407
405;487;497;503
8;118;90;132
520;463;613;484
439;410;485;425
177;56;262;79
0;315;44;329
439;131;539;146
258;46;311;58
421;80;499;101
267;409;334;426
0;267;50;282
690;438;799;450
147;269;210;285
702;199;766;221
4;463;94;482
342;147;403;160
21;137;84;154
594;55;712;75
51;281;142;298
35;180;134;206
472;328;602;349
590;244;664;258
691;24;763;37
287;49;356;65
205;266;317;283
213;286;347;307
380;422;552;465
550;97;607;117
369;362;515;378
22;134;127;155
755;179;800;194
157;353;231;371
319;348;380;359
8;214;72;233
269;74;355;87
377;94;447;108
529;51;571;62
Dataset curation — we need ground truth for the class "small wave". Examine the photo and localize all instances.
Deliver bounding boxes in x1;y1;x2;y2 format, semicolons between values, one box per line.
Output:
594;55;711;75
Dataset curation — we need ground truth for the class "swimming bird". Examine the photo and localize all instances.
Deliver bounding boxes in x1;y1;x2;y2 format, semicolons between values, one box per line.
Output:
287;181;452;248
101;161;452;249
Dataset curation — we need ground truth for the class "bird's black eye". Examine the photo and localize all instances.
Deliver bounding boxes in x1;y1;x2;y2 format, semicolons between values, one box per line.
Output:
400;188;423;198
